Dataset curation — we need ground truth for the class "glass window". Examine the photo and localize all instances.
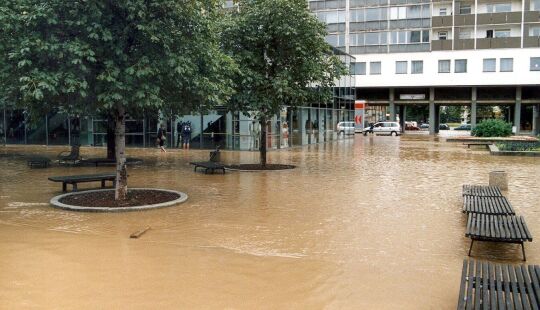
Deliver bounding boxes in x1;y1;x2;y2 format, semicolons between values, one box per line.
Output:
486;3;512;13
500;58;513;72
411;61;423;74
439;60;451;73
483;58;496;72
407;5;422;18
530;26;540;37
438;31;448;40
459;4;471;14
409;31;421;43
390;7;406;20
455;59;467;73
422;30;430;42
396;61;407;74
458;30;471;39
370;62;381;75
494;29;511;38
366;8;382;21
533;0;540;11
440;8;447;16
350;9;364;22
350;33;365;46
365;32;379;45
353;62;366;75
530;57;540;71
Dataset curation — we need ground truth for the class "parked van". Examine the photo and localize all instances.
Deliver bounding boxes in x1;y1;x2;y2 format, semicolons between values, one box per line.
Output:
363;121;401;136
336;121;356;135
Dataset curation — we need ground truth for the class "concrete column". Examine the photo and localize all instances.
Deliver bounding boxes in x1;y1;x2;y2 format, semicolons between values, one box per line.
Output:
429;88;436;135
471;87;477;128
434;105;440;134
514;87;522;135
400;105;407;133
389;88;396;121
533;104;540;135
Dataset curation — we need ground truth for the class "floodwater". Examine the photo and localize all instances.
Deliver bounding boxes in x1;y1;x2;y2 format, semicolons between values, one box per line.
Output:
1;135;539;309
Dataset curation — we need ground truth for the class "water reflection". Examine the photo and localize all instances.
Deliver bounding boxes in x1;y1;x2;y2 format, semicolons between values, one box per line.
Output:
1;136;539;309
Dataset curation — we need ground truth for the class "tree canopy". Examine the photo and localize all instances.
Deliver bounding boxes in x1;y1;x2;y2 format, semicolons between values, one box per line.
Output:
0;0;236;119
222;0;345;120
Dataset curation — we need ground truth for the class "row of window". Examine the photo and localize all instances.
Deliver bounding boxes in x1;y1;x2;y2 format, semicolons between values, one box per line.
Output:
329;29;430;46
316;5;431;24
351;57;540;75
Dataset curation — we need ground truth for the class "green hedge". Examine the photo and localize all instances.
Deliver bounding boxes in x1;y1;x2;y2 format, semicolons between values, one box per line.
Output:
471;119;512;137
496;142;540;151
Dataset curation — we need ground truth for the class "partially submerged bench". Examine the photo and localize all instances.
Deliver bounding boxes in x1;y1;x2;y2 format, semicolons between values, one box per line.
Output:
190;162;225;174
463;195;515;215
457;259;540;309
27;157;51;168
466;213;533;260
48;173;116;192
463;185;503;197
464;142;493;148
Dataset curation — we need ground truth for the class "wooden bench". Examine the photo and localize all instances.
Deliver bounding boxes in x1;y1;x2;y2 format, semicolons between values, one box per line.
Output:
463;142;493;148
463;195;515;215
466;213;533;260
190;162;225;174
48;173;116;192
463;185;503;197
27;157;51;168
457;259;540;309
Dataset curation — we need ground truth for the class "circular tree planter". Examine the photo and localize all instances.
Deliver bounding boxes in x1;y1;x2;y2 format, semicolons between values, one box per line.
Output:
225;164;295;171
50;188;188;212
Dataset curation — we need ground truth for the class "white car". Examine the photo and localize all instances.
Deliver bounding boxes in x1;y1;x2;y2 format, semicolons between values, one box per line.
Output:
336;121;356;135
363;121;401;136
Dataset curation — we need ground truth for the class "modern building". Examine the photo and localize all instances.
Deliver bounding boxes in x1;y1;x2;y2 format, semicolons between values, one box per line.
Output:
310;0;540;134
1;49;356;150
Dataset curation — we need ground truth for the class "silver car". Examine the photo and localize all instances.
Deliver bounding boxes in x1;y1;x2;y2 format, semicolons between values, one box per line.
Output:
363;121;401;136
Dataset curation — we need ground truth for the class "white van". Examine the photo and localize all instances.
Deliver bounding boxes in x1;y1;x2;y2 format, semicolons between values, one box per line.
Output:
336;121;355;135
363;121;401;136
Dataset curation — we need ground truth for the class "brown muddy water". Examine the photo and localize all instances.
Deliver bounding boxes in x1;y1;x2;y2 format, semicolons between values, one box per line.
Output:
1;135;539;309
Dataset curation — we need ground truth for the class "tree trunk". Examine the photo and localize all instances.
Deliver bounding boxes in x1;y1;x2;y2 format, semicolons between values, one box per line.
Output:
106;116;116;160
115;106;128;200
259;116;267;167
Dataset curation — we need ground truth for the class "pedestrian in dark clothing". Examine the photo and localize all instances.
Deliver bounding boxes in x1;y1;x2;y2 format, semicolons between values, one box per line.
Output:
157;124;166;152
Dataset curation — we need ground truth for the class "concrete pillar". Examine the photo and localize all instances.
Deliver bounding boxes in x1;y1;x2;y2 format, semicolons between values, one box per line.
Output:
471;87;477;128
514;87;522;135
489;171;508;191
429;88;436;135
399;105;407;133
434;105;440;133
533;104;540;135
389;88;396;121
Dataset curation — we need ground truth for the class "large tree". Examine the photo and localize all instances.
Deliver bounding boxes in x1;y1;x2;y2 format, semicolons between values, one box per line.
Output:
0;0;235;199
222;0;345;166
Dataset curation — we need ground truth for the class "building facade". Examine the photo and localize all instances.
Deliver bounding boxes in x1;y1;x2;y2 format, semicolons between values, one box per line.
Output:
310;0;540;134
1;50;355;150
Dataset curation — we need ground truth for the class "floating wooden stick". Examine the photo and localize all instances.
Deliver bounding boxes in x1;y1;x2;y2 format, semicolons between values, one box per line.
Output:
130;226;151;239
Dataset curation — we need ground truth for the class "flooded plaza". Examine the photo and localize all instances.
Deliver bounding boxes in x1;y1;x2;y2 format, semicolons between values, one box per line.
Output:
1;135;539;309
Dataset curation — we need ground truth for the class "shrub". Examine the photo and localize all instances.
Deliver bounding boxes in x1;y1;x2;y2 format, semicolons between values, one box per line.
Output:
471;119;512;137
496;142;540;151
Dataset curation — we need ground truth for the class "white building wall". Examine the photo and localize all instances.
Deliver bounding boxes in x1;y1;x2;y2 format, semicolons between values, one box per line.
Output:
353;48;540;88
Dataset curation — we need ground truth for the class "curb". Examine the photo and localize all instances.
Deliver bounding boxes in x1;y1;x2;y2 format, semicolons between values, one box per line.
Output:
50;188;188;212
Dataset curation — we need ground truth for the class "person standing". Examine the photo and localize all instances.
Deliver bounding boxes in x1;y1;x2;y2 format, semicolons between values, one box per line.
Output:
182;121;192;150
157;123;166;152
176;120;184;148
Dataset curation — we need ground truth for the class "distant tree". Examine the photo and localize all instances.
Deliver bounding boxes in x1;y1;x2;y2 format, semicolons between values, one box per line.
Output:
440;106;463;123
222;0;346;166
0;0;236;199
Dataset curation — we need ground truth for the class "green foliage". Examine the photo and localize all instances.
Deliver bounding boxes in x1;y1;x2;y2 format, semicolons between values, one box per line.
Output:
221;0;346;119
0;0;236;120
496;141;540;151
440;106;463;123
471;119;513;137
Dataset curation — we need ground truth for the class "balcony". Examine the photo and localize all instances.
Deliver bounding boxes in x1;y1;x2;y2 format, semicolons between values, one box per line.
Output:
454;39;475;50
477;12;522;24
524;37;540;48
431;39;453;51
454;14;475;26
432;16;453;27
524;11;540;22
476;37;521;49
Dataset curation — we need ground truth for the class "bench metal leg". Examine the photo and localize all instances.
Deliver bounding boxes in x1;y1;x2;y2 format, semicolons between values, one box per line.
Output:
521;243;527;261
72;183;78;192
62;182;67;192
101;180;106;188
468;240;474;256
